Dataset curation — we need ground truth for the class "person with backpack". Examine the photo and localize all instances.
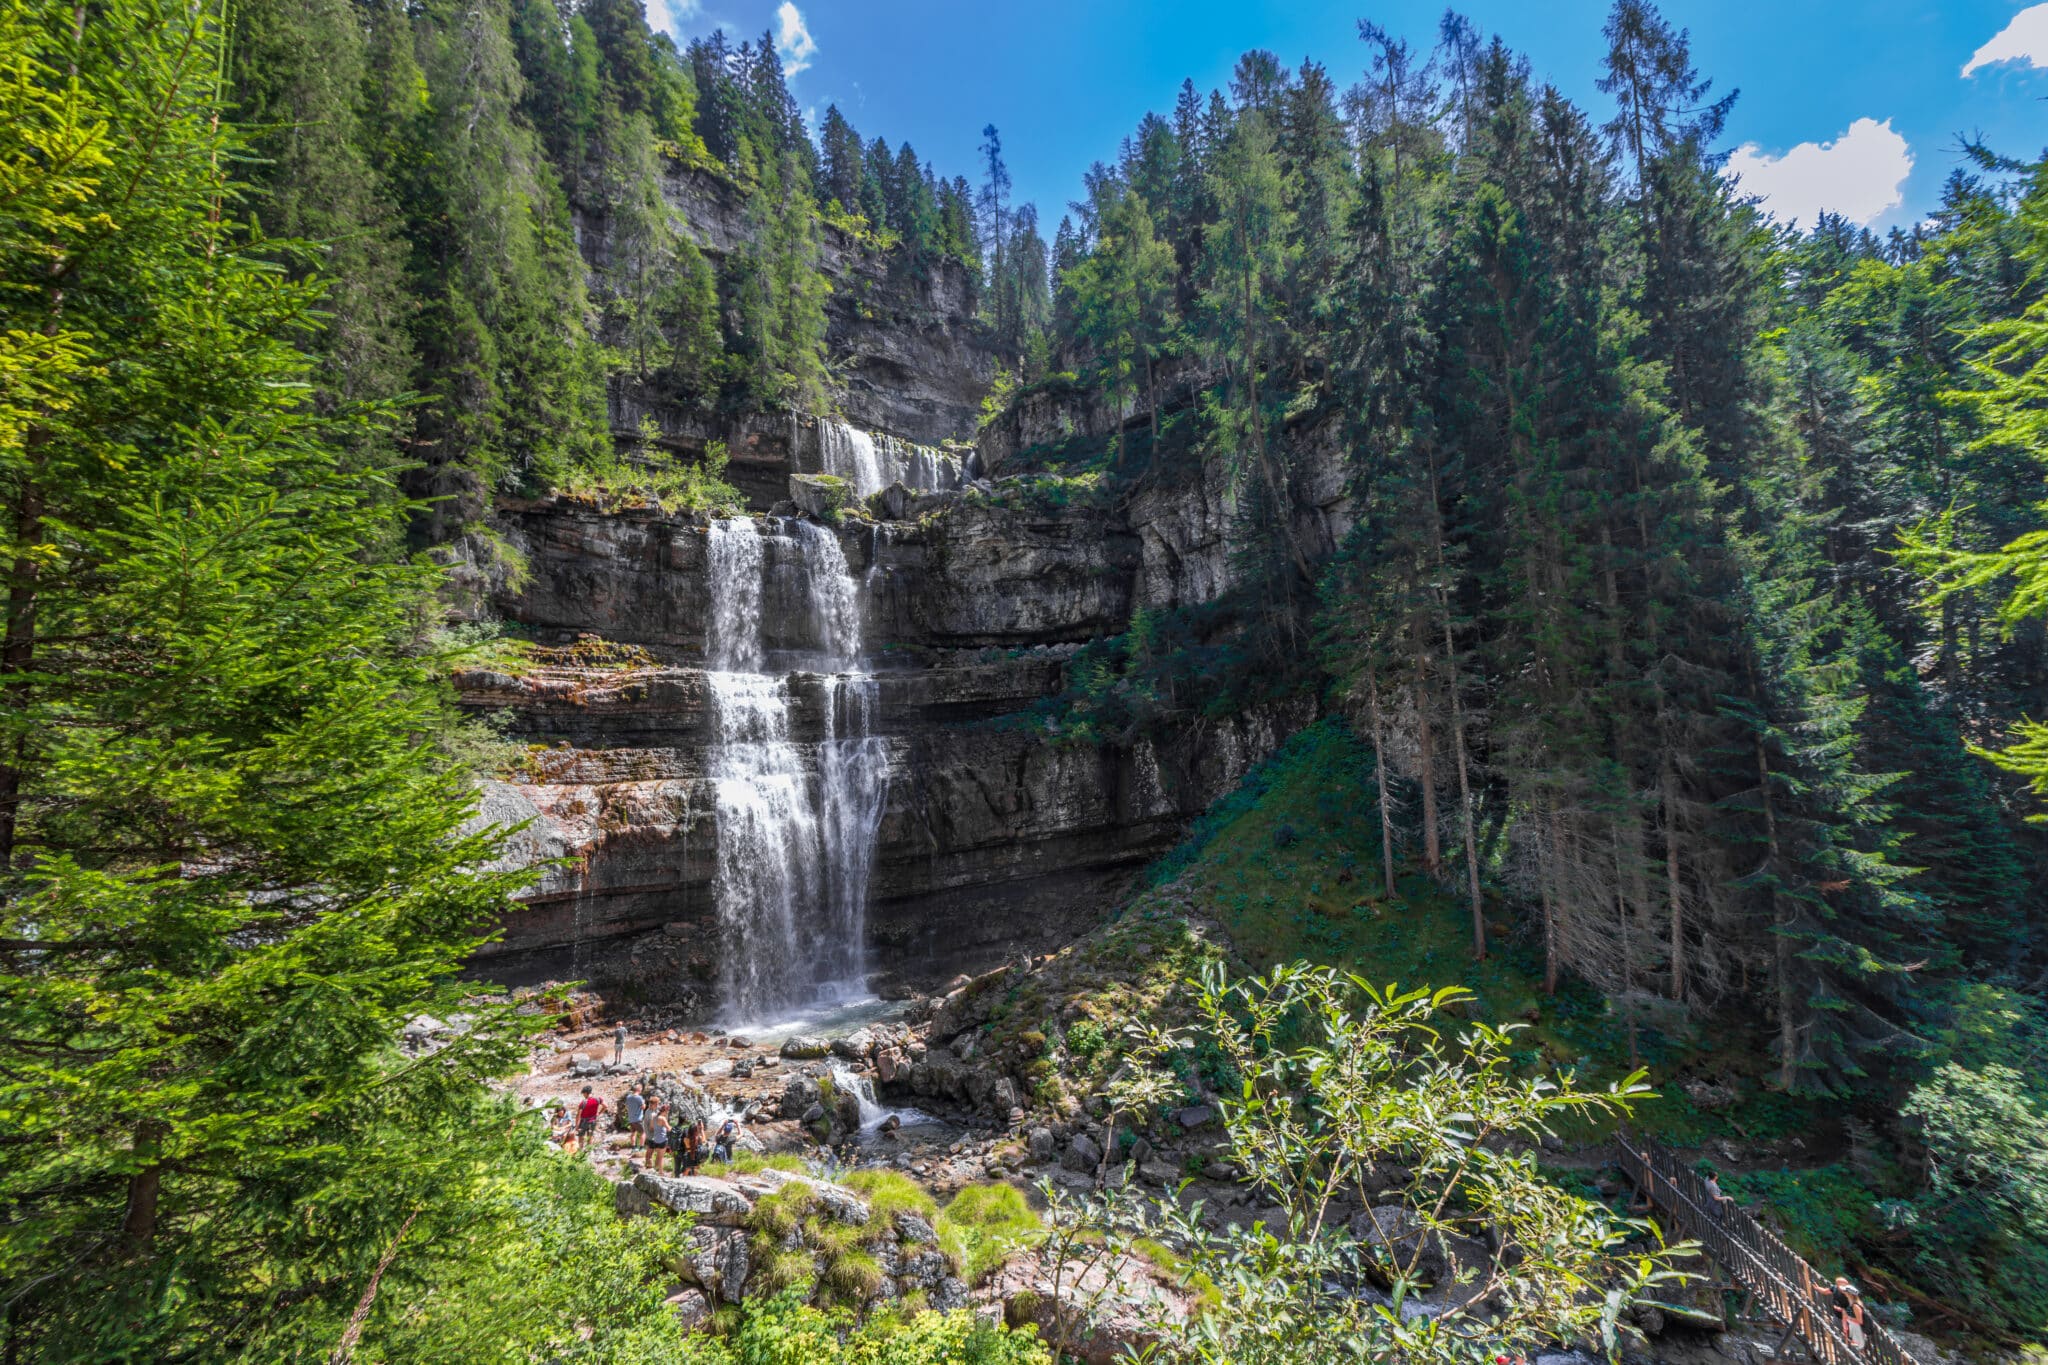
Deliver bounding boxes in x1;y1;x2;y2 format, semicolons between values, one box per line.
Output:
713;1117;738;1164
1833;1278;1867;1351
680;1118;708;1172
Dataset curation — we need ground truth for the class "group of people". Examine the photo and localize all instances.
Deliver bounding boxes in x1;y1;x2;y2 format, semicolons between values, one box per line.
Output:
551;1081;741;1175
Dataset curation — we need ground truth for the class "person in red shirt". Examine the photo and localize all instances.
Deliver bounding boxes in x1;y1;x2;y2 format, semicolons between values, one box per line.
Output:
576;1085;606;1148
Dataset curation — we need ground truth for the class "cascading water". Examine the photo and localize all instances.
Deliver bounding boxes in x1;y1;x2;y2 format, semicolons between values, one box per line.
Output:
703;517;889;1023
830;1063;934;1138
817;417;962;498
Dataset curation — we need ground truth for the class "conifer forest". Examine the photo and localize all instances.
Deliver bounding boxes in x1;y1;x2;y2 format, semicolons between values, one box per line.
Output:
4;0;2048;1360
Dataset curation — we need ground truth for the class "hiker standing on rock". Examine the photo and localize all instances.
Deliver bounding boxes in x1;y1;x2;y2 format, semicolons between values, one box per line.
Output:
643;1102;670;1175
622;1084;645;1149
576;1085;606;1150
612;1020;628;1066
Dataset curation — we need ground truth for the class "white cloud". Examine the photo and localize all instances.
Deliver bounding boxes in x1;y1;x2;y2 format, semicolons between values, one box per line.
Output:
1964;4;2048;76
775;2;817;76
1723;117;1914;229
643;0;698;39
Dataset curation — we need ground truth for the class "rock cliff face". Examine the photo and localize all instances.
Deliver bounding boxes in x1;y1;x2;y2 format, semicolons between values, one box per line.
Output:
463;197;1350;1014
594;167;994;510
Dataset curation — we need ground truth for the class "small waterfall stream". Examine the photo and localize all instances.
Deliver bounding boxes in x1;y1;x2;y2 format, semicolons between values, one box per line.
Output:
704;516;889;1024
817;418;963;499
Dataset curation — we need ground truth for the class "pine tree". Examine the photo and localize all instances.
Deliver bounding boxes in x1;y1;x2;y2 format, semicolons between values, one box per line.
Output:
0;4;531;1349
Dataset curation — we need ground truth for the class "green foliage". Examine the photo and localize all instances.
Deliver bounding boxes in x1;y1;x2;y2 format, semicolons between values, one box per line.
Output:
726;1292;1049;1365
1066;962;1688;1364
558;427;742;513
936;1184;1046;1286
842;1170;940;1225
1063;1019;1108;1058
342;1148;709;1364
0;7;577;1357
1885;986;2048;1332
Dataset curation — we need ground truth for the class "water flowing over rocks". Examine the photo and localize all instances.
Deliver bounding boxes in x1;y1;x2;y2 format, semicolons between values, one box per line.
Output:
462;169;1350;1016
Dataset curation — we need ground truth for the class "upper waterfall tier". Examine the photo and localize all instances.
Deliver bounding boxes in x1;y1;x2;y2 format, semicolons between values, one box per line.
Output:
815;418;964;500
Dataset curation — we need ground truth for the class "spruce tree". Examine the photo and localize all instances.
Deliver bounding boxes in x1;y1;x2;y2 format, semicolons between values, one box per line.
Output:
0;4;532;1350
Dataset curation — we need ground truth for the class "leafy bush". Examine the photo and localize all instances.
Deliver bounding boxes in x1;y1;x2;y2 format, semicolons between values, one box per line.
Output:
1886;985;2048;1333
556;425;741;514
1053;962;1687;1364
727;1292;1049;1364
1064;1020;1107;1058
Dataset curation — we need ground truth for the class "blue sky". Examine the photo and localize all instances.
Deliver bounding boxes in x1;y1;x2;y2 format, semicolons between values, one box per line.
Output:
659;1;2048;235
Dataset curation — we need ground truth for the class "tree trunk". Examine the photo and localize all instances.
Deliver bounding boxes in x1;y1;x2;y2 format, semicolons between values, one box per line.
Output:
1542;799;1562;995
1369;673;1397;901
1613;829;1639;1066
0;443;47;870
1663;756;1685;1003
121;1120;169;1256
1444;613;1483;957
1239;251;1313;586
1426;459;1482;955
1414;651;1441;879
1145;349;1159;447
1753;727;1797;1091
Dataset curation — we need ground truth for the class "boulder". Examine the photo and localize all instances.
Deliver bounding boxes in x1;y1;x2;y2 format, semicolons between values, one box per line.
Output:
692;1059;733;1079
789;472;851;521
651;1075;715;1127
664;1285;713;1329
1175;1104;1217;1130
830;1028;876;1061
929;966;1011;1038
780;1035;830;1060
683;1225;752;1303
634;1172;754;1227
729;1167;871;1226
1063;1132;1104;1174
401;1015;446;1043
1350;1205;1488;1289
1027;1127;1057;1162
780;1074;820;1114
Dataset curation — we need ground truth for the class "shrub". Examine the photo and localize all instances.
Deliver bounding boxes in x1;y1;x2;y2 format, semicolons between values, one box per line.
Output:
1064;1020;1107;1059
1049;962;1687;1364
843;1170;939;1225
727;1292;1050;1364
936;1183;1045;1286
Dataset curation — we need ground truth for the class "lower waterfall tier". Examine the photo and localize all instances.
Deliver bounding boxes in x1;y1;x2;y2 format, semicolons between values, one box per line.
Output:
459;463;1352;1015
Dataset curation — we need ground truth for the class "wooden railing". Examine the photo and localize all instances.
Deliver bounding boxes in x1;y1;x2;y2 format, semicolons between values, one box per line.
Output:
1616;1136;1923;1365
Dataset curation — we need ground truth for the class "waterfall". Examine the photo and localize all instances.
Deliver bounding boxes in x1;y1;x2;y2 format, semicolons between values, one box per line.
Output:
830;1063;933;1137
703;516;889;1023
817;418;963;499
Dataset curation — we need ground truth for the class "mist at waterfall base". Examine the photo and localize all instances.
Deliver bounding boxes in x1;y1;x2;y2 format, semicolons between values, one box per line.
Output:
703;516;889;1030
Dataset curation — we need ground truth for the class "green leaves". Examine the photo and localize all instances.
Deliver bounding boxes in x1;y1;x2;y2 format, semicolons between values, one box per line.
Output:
1059;961;1687;1365
0;2;543;1354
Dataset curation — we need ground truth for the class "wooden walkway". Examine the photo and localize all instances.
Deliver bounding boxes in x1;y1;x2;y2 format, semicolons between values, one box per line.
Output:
1616;1137;1924;1365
